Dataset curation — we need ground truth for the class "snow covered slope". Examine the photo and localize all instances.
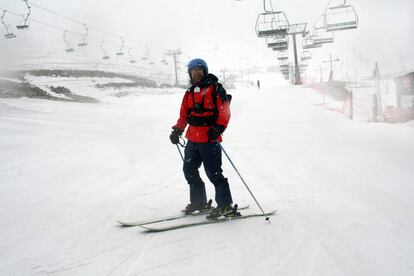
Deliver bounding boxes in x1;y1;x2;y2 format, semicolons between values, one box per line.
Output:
0;79;413;275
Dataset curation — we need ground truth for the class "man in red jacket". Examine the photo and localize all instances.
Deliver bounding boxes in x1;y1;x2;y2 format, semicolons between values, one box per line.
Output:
170;58;234;217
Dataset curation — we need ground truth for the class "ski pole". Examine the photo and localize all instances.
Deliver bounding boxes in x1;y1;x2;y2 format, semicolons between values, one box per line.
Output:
218;142;270;222
175;137;186;162
176;144;184;162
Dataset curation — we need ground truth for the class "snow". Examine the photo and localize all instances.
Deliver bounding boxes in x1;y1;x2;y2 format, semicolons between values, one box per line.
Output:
1;78;414;275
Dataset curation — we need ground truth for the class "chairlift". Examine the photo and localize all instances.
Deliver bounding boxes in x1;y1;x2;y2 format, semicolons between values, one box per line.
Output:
1;10;17;39
16;0;31;30
324;0;358;32
141;44;150;60
101;42;109;60
300;51;311;61
78;24;88;47
302;36;322;49
312;27;334;45
272;44;288;51
63;31;75;53
267;35;288;48
279;60;289;68
116;37;124;56
255;11;289;38
277;51;288;60
127;48;136;63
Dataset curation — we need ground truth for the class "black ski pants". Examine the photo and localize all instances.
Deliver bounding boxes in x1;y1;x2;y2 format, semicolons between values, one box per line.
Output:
183;141;233;208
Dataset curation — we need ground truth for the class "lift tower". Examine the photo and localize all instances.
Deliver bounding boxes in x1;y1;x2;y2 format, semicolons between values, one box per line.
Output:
287;23;308;85
166;49;182;86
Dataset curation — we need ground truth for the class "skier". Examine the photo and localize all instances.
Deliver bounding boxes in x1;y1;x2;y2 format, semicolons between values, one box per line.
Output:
169;58;236;219
257;80;260;89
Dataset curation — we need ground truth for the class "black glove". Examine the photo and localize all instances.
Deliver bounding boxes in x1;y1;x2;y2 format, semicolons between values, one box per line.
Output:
207;125;225;141
169;126;183;144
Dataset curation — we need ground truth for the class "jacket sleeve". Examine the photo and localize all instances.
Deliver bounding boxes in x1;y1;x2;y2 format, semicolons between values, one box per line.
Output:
215;85;231;128
174;92;188;131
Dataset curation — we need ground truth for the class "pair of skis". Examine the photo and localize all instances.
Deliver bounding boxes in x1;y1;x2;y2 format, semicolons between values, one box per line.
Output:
117;205;276;232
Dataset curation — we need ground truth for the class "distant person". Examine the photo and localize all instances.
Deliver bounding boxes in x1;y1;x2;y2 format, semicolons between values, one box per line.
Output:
169;58;238;220
257;80;261;89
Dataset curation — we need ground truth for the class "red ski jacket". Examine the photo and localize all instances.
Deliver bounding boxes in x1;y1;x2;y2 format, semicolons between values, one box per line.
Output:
174;76;230;143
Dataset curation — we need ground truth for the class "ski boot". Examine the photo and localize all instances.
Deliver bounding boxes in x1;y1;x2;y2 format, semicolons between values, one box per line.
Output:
206;204;241;220
182;199;213;215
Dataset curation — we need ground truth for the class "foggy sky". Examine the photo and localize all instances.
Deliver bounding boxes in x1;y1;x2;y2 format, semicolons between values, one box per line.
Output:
0;0;413;78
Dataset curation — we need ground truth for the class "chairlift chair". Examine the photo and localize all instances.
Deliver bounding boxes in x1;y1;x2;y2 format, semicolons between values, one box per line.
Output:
300;51;311;61
302;36;322;49
312;27;334;45
16;0;31;30
100;42;109;59
279;60;289;68
63;31;75;53
128;48;136;63
267;35;288;48
272;44;288;51
4;33;17;39
78;24;88;47
116;37;125;56
142;44;150;61
256;11;289;37
277;51;288;60
1;10;16;39
324;1;358;32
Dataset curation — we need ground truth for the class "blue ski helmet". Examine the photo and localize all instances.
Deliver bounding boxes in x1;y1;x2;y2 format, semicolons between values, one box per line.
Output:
187;58;208;76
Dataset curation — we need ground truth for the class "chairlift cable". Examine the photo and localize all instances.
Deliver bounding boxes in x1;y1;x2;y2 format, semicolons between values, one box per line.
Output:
27;1;170;52
2;8;130;49
309;0;335;33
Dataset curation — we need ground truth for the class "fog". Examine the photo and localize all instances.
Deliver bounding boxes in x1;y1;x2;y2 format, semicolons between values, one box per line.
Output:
0;0;413;80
